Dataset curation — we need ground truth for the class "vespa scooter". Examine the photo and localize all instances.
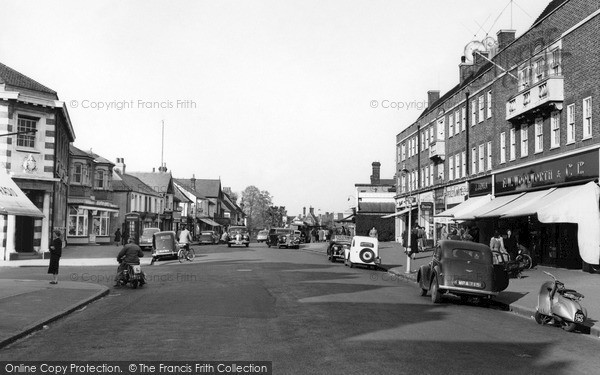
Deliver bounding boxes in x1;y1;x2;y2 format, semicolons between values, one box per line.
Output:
535;271;586;332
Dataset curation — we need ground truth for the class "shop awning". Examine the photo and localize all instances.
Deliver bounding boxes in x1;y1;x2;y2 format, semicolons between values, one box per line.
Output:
456;193;526;220
76;205;119;213
478;189;556;218
381;206;417;219
500;186;580;218
199;218;221;227
537;182;600;265
435;195;492;220
335;214;355;223
0;171;44;218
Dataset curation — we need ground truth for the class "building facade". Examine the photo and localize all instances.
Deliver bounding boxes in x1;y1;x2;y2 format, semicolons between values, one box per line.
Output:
395;0;600;270
0;62;75;259
354;162;396;240
67;146;118;245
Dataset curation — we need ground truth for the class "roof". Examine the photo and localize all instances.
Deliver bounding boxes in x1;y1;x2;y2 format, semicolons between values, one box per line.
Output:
355;179;396;187
129;172;173;194
533;0;568;26
70;145;113;165
0;62;57;96
173;184;192;203
357;202;395;213
175;178;221;198
112;171;160;196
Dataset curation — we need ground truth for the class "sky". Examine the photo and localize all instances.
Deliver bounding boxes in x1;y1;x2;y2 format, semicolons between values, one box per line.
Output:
0;0;553;216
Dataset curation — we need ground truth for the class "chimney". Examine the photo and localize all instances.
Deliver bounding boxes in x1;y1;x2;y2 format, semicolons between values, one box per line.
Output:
370;161;381;185
152;167;155;172
115;157;126;174
309;207;314;215
474;50;489;66
190;174;196;190
158;164;167;172
427;91;440;107
303;207;306;216
459;55;472;82
497;29;516;50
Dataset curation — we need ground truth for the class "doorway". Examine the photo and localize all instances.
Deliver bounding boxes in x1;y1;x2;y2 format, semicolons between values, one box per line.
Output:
15;216;34;252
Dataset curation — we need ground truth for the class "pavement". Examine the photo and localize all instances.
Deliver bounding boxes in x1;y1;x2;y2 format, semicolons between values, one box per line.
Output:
1;241;600;349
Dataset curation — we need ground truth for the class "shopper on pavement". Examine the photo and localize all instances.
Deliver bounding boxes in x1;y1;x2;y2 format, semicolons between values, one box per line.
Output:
114;228;121;247
48;229;62;284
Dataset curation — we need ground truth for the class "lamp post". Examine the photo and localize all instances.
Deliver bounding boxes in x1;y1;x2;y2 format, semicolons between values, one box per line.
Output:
400;168;414;274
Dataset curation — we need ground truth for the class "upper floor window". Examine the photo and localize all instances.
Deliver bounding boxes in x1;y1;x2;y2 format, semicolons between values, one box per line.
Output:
583;97;592;139
500;132;506;164
429;165;434;186
521;127;529;157
429;126;435;144
461;107;466;131
448;113;454;137
449;156;454;180
17;116;37;149
487;91;492;119
461;151;466;177
478;144;485;173
509;128;516;161
437;117;445;141
437;163;444;183
486;141;492;170
533;57;546;83
550;48;561;76
401;143;406;161
471;147;477;175
535;118;544;153
550;111;560;148
567;104;575;144
454;109;461;135
72;163;83;184
471;101;477;125
95;169;106;189
478;96;484;123
518;65;531;91
455;153;461;179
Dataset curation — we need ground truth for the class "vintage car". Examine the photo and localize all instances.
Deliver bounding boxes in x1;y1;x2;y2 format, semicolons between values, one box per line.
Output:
198;230;219;245
344;236;381;269
327;235;352;263
256;230;269;243
266;228;287;247
227;226;250;247
266;228;300;249
150;231;179;264
417;240;510;304
139;227;160;250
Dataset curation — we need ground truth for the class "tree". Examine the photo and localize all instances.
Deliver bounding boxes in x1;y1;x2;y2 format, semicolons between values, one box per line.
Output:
240;186;273;232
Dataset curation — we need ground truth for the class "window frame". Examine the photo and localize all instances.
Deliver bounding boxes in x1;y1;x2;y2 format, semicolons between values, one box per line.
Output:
583;97;592;139
535;117;544;153
550;111;560;149
500;132;506;164
566;103;575;144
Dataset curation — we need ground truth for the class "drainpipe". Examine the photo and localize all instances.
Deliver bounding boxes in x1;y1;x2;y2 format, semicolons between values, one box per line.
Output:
465;92;470;176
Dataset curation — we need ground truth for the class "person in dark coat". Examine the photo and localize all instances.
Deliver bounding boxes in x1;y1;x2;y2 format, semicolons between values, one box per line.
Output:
114;228;122;247
504;229;518;260
48;229;63;284
121;228;129;245
115;237;144;287
410;227;419;256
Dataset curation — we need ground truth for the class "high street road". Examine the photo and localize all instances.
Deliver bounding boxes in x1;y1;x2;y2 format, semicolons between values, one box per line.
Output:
1;243;599;374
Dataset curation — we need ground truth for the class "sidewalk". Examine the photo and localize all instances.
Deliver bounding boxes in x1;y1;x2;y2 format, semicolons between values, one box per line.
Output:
0;279;108;348
302;241;600;338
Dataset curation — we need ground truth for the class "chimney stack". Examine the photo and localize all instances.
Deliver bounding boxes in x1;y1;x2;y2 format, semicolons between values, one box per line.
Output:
191;174;196;190
427;91;440;107
115;157;126;174
303;207;306;217
497;29;516;50
370;161;381;185
309;207;314;215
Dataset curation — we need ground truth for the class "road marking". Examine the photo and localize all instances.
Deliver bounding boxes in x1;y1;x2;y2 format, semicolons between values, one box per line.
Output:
237;269;253;272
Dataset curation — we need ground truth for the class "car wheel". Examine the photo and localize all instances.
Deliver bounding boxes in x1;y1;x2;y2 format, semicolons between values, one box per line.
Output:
430;276;442;304
359;249;375;263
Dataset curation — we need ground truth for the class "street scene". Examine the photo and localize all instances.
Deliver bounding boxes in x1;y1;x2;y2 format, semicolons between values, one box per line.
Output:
2;0;600;373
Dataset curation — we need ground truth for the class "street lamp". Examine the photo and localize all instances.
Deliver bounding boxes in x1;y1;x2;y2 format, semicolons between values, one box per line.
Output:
399;168;414;274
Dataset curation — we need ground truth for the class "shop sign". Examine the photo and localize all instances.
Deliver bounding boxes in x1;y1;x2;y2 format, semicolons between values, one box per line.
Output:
445;183;469;205
469;176;493;197
495;149;599;194
420;202;434;214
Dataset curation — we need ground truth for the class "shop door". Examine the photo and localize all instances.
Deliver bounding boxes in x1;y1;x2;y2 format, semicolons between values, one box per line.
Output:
15;216;34;252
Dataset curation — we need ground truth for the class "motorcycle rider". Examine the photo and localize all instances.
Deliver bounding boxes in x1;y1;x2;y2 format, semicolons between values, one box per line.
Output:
115;237;145;287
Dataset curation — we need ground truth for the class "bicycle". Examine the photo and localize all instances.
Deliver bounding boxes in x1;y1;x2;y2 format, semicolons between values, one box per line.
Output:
515;244;533;270
177;244;195;263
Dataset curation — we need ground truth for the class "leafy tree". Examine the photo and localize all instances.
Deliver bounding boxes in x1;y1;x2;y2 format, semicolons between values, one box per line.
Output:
240;186;273;232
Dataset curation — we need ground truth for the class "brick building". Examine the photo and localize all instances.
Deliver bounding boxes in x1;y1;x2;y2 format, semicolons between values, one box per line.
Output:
395;0;600;270
0;62;75;260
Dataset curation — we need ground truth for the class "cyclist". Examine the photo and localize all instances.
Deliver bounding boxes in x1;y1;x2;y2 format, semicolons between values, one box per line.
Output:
178;225;193;260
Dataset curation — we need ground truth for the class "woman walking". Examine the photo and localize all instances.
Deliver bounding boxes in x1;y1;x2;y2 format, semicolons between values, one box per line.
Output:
48;229;63;284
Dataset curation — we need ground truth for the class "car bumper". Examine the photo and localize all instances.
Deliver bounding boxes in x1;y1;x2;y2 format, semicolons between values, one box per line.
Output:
229;240;249;245
442;286;498;296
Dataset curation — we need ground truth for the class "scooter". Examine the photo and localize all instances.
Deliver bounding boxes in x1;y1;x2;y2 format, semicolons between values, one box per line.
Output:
535;271;586;332
117;261;146;289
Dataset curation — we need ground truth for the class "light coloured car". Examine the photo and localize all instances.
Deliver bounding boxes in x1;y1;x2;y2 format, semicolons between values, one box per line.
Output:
139;227;160;250
344;236;381;269
256;230;269;243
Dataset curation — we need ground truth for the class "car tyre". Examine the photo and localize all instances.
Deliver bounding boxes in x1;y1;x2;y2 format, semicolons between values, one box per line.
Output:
359;249;375;263
430;276;442;304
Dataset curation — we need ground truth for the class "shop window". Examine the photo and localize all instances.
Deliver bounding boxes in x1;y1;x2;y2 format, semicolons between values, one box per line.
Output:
93;211;110;236
68;207;88;236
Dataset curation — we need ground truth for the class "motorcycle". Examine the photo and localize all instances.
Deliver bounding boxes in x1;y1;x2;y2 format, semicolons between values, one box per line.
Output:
116;261;146;289
515;244;533;270
535;271;586;332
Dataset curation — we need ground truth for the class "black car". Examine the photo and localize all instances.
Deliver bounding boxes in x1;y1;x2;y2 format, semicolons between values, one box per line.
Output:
266;228;300;248
327;235;352;262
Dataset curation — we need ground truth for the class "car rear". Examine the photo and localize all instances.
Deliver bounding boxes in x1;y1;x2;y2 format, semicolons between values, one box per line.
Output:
140;228;160;250
442;247;496;296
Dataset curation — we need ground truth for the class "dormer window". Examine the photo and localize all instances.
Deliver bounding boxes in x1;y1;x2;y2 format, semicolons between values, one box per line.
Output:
73;163;83;184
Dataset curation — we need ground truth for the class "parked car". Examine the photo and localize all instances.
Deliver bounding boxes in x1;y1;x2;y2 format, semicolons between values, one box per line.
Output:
227;226;250;247
256;230;269;243
327;235;352;263
139;227;160;250
266;228;288;248
344;236;381;269
280;229;301;249
198;230;219;245
150;231;179;264
417;240;510;304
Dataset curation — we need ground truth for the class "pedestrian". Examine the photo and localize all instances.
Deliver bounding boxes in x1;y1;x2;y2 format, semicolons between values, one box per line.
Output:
440;225;448;240
410;226;419;256
504;229;518;260
48;229;63;284
114;228;122;247
318;228;324;242
369;226;378;238
448;228;461;240
490;230;508;264
122;228;129;246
